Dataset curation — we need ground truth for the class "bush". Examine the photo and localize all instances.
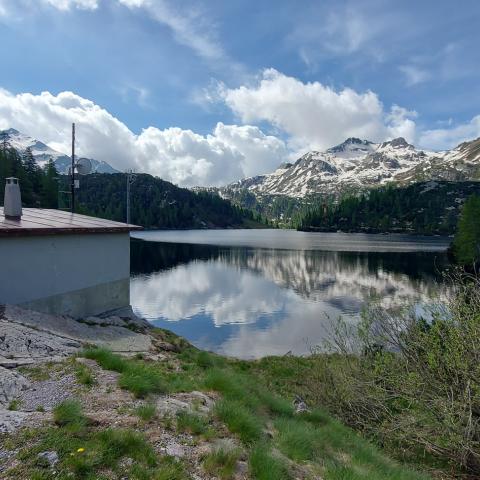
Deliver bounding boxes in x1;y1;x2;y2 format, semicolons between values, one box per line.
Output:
316;272;480;475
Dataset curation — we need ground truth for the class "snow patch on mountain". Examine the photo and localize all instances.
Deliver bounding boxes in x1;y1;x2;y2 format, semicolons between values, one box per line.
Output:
1;128;118;174
223;136;480;199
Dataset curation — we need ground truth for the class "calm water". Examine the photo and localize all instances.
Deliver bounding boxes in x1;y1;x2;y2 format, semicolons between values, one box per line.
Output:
130;230;451;359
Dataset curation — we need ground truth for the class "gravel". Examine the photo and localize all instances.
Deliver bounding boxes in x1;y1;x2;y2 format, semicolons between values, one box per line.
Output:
18;373;77;412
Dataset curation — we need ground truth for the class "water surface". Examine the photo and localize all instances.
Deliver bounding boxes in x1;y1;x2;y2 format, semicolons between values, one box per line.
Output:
130;230;450;358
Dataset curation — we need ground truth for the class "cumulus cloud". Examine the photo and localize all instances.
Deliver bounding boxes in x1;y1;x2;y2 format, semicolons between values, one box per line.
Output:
419;115;480;151
218;68;418;151
0;88;287;186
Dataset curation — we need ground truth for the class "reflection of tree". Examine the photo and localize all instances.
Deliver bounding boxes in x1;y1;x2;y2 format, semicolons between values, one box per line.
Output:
131;240;449;308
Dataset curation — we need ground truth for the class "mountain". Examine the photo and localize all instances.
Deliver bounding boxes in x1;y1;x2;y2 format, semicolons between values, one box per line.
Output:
222;136;480;200
1;128;118;174
74;173;264;229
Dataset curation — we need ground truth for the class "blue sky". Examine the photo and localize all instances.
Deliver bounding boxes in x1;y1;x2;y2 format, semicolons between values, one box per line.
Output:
0;0;479;186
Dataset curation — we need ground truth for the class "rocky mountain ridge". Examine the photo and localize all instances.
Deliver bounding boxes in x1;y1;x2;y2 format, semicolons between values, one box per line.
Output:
222;136;480;199
1;128;118;174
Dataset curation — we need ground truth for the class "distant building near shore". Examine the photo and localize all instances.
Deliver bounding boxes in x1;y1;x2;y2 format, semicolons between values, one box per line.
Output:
0;177;142;318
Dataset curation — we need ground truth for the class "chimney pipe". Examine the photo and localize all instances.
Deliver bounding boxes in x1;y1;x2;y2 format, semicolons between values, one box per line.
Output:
3;177;22;219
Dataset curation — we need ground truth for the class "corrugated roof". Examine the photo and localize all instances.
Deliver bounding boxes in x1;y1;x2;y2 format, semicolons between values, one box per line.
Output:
0;208;143;237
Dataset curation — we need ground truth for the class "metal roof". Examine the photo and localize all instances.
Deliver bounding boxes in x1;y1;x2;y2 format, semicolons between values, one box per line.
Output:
0;208;143;237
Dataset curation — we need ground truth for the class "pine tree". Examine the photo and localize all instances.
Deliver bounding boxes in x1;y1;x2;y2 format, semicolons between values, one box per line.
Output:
453;195;480;266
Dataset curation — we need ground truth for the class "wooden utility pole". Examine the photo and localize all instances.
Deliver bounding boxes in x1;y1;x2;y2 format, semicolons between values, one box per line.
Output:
71;123;75;213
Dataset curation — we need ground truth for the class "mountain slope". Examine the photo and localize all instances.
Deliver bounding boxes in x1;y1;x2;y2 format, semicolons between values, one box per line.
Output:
222;136;480;200
74;173;263;229
1;128;118;174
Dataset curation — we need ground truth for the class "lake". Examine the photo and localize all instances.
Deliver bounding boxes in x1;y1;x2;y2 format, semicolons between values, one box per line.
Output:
130;230;451;359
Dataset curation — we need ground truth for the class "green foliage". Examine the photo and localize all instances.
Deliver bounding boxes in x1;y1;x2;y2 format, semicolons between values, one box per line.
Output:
202;447;241;479
453;194;480;265
135;403;157;422
176;411;209;435
118;363;167;398
83;347;128;372
53;399;86;430
295;181;480;235
215;399;262;445
75;363;96;387
249;444;291;480
7;399;20;411
69;172;260;228
0;141;58;208
83;347;167;398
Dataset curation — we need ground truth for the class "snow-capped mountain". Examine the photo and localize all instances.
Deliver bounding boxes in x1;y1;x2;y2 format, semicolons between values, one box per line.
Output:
1;128;118;174
223;136;480;199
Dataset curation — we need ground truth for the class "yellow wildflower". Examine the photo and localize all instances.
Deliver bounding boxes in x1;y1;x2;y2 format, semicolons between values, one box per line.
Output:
77;448;85;453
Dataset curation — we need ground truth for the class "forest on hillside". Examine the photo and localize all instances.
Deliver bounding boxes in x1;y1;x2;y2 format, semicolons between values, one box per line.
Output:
69;173;264;229
295;181;480;235
0;139;58;209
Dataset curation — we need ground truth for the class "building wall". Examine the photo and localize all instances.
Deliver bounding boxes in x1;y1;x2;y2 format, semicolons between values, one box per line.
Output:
0;233;131;317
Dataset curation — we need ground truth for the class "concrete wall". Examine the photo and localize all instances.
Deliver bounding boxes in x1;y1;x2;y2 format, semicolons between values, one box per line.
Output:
0;233;131;317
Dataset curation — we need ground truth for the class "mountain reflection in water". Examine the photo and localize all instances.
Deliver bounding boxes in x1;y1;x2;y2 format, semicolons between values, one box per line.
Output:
130;237;449;359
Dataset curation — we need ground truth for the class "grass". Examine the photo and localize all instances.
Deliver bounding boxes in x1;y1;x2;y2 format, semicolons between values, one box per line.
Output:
82;347;167;398
75;363;96;387
53;399;86;430
249;444;291;480
7;399;20;411
135;403;157;422
215;399;262;445
202;447;241;479
76;341;429;480
176;411;209;435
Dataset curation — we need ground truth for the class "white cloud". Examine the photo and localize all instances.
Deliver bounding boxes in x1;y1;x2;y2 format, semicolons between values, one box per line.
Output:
399;65;431;86
117;0;225;62
43;0;98;10
218;68;418;151
419;115;480;151
0;88;287;186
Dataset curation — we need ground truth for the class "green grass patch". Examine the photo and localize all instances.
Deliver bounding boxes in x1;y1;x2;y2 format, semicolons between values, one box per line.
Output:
53;399;86;431
249;444;291;480
176;411;209;435
82;347;129;372
135;403;157;422
119;363;167;398
215;399;262;445
7;399;20;411
202;446;241;479
75;363;96;387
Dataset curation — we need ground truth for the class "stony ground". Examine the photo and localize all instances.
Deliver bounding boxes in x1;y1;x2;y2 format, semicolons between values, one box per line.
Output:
0;306;431;480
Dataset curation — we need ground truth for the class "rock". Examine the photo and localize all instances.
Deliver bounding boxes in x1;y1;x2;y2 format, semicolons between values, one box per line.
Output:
0;367;30;407
293;395;309;414
164;442;186;458
37;451;59;468
0;409;30;433
2;305;152;354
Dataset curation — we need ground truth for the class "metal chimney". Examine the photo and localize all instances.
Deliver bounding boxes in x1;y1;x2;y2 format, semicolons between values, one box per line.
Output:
3;177;22;219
